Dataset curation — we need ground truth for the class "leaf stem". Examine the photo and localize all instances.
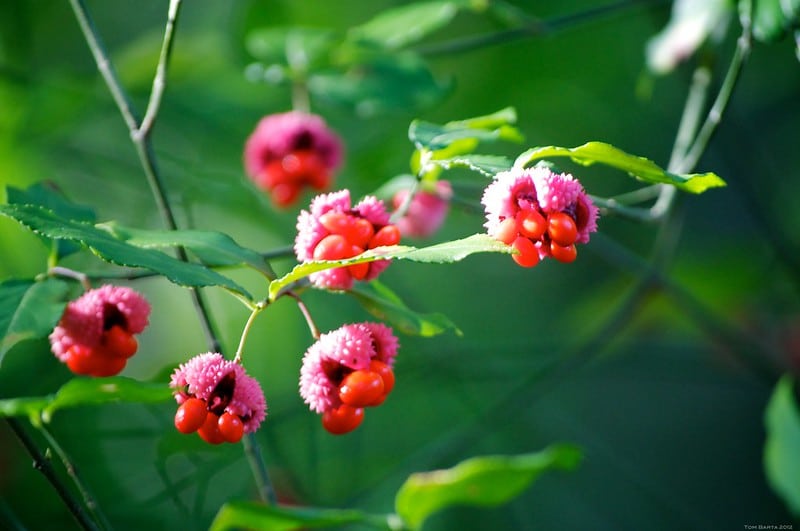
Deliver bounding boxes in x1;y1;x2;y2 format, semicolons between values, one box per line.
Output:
6;418;100;531
288;291;321;339
49;266;92;291
233;301;267;363
38;424;112;531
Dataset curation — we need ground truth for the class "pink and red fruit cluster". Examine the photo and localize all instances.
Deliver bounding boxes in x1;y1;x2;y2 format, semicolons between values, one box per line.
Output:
482;166;598;267
170;353;267;444
299;323;398;435
392;180;452;239
295;190;401;290
49;285;150;377
244;111;343;207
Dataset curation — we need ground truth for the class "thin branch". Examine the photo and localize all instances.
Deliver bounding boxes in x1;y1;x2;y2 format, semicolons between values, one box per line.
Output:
288;291;320;339
39;425;112;531
233;301;267;363
49;266;92;291
6;419;100;531
242;434;277;504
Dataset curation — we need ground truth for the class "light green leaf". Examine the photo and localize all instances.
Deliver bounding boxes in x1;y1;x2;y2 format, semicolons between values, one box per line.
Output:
753;0;800;42
100;222;275;279
410;107;523;151
429;154;513;177
395;445;582;530
0;377;173;424
514;141;726;193
764;375;800;515
0;204;252;300
348;1;463;50
268;233;511;301
210;501;370;531
0;278;69;368
349;281;461;337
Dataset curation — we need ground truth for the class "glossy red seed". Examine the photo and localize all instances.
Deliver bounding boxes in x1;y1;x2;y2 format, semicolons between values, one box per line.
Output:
511;236;540;268
550;242;577;263
322;405;364;435
516;210;547;240
339;370;385;408
175;398;208;434
89;356;126;377
218;412;245;443
103;325;137;359
547;212;578;246
313;234;351;261
271;182;302;207
369;360;395;395
494;217;518;245
368;225;401;248
319;212;354;236
64;344;98;376
345;218;375;249
198;412;225;445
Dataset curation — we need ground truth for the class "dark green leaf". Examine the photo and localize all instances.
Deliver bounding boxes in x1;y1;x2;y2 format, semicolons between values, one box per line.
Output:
409;107;523;151
245;27;336;69
268;233;511;301
348;1;463;50
0;377;173;424
753;0;800;42
100;222;275;278
514;141;726;193
210;501;370;531
395;445;582;530
350;281;461;337
0;204;252;299
0;278;69;368
764;375;800;515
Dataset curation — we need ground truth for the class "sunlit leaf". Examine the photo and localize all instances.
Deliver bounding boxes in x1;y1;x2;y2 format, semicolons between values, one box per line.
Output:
764;375;800;515
0;278;69;368
100;222;275;278
753;0;800;42
0;377;173;424
349;281;461;337
429;154;512;177
0;204;252;299
348;1;463;50
410;107;523;151
268;233;511;301
395;445;582;530
514;141;726;193
210;501;370;531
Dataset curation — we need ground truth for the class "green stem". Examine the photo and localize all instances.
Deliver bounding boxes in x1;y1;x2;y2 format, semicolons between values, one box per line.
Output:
49;266;92;291
6;418;100;531
233;301;267;363
242;433;277;504
39;425;112;531
287;291;320;339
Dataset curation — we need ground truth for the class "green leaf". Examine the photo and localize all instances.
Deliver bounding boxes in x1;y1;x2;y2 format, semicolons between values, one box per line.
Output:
0;278;69;368
395;445;582;530
210;501;370;531
245;27;336;69
268;233;511;301
0;204;252;300
0;377;173;424
349;281;461;337
764;375;800;515
348;1;463;50
514;141;726;193
6;182;96;259
753;0;800;42
410;107;523;151
100;222;275;279
429;154;513;177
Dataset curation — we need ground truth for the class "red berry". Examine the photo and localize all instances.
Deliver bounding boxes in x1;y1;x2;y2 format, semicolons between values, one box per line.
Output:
339;370;384;408
319;212;354;236
218;412;245;443
369;360;395;395
516;210;547;240
254;160;288;190
493;217;518;245
322;405;364;435
198;412;225;445
368;225;401;248
344;218;375;249
64;344;98;375
271;182;302;207
313;234;351;261
175;398;208;434
550;242;577;263
547;212;578;246
89;356;126;377
102;325;137;359
511;236;540;268
347;246;370;281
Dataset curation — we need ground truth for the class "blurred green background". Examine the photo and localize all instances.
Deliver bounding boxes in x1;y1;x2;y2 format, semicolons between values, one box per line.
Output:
2;0;799;529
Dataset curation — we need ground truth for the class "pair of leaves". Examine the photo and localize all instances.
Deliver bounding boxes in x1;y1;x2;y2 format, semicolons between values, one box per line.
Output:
211;444;582;531
0;376;173;425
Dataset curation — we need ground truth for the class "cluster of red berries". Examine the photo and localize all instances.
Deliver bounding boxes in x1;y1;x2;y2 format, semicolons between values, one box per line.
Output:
313;211;401;280
64;325;139;377
322;360;395;435
174;396;246;444
254;150;330;207
494;209;582;268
